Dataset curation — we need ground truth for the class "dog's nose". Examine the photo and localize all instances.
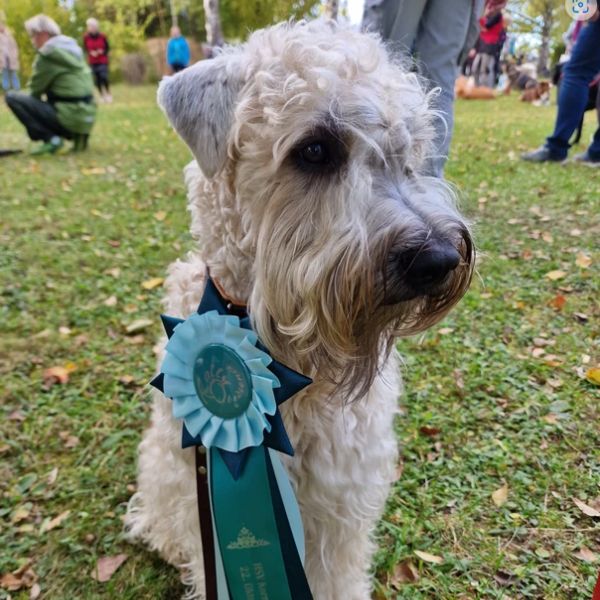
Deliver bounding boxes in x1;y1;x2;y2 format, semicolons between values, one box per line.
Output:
401;240;461;290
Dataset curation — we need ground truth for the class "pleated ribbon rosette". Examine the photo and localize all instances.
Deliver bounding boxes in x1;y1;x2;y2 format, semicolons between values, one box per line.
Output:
151;278;313;599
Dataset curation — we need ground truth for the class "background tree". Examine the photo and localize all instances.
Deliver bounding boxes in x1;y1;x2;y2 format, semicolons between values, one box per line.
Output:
507;0;570;74
324;0;338;20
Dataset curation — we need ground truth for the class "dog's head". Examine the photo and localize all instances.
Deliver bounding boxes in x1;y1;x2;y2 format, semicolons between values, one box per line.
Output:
159;20;474;395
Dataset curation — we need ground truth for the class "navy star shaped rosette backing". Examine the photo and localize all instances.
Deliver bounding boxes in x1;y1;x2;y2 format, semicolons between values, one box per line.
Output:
150;276;312;479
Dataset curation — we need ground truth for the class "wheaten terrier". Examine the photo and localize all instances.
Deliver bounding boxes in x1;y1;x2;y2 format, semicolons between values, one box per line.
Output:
126;19;474;599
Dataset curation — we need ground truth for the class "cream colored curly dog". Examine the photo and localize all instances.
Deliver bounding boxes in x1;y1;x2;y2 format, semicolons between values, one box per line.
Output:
125;19;474;599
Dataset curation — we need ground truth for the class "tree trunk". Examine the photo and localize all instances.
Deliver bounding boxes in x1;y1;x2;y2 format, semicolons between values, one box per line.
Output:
169;0;178;28
204;0;224;48
537;4;553;76
325;0;339;20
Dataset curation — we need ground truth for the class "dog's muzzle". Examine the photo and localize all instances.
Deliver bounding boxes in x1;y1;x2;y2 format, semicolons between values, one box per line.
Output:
384;231;473;304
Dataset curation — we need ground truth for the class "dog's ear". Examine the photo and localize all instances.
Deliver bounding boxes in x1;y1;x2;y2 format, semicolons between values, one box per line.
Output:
158;52;244;178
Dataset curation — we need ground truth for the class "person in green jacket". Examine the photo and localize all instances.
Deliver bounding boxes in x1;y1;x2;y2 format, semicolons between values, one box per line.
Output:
4;14;96;155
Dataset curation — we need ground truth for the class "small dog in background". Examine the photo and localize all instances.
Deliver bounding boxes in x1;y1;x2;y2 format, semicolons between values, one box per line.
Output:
520;80;551;105
126;20;474;599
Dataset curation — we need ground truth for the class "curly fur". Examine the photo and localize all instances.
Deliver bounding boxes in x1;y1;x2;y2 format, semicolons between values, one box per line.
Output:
125;19;474;599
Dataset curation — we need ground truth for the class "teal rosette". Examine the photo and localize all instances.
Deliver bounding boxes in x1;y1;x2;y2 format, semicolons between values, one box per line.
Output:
150;277;313;600
161;310;279;452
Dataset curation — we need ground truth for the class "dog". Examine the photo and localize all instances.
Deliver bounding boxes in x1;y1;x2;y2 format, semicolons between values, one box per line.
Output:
520;80;551;105
125;20;474;599
455;75;496;100
503;62;539;94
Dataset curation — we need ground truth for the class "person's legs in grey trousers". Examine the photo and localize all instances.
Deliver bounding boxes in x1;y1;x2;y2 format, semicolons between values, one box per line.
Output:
365;0;480;178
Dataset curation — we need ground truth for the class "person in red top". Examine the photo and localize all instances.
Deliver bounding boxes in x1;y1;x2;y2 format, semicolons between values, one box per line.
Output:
83;18;111;103
472;1;506;88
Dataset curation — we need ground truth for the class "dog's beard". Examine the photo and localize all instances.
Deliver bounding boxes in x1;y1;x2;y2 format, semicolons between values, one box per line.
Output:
247;180;474;401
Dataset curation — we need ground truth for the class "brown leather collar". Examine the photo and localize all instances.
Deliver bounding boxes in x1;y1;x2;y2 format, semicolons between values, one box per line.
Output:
207;267;248;309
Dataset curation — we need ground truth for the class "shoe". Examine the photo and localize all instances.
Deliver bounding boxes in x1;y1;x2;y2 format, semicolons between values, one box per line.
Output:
572;150;600;166
30;137;62;155
521;146;566;163
72;134;89;152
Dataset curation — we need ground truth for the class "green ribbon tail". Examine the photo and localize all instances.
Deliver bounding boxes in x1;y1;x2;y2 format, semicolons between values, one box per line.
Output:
210;446;294;599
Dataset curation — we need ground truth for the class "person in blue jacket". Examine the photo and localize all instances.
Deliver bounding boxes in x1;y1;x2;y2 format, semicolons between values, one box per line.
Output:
166;26;190;73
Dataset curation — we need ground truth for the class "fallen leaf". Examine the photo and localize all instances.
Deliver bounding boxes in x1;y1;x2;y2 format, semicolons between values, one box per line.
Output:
30;582;41;599
575;252;592;268
542;414;558;425
58;326;71;336
40;510;71;534
106;267;121;278
494;569;517;586
59;431;80;449
8;409;25;421
154;210;167;221
414;550;443;564
585;368;600;386
42;366;70;387
125;318;153;334
574;547;598;563
47;467;59;485
569;228;582;237
1;573;24;591
92;554;128;582
573;312;589;323
419;426;441;437
548;294;566;310
11;505;32;524
531;347;545;358
492;483;509;507
141;277;164;290
545;270;566;281
438;327;454;335
81;166;106;176
103;295;118;307
389;560;419;588
573;498;600;517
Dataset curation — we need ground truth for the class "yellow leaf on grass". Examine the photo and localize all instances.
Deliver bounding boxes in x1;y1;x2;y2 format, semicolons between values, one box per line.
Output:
414;550;443;564
585;368;600;385
573;498;600;517
154;210;167;221
545;270;567;281
575;252;592;268
141;277;164;290
492;483;509;507
40;510;71;534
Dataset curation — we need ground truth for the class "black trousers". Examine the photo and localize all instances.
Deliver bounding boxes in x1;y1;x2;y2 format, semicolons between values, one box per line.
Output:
91;64;110;92
5;92;72;142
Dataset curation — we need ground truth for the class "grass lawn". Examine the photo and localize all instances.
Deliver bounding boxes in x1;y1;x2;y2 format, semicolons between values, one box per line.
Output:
1;84;598;600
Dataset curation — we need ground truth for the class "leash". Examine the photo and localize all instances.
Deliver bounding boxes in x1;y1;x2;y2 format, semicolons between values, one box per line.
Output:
593;569;600;600
151;272;313;599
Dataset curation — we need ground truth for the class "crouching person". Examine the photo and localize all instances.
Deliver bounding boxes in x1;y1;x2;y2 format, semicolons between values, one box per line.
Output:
5;14;96;155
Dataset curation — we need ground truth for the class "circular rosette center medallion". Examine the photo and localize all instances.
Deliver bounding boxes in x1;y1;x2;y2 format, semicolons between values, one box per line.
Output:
193;343;252;419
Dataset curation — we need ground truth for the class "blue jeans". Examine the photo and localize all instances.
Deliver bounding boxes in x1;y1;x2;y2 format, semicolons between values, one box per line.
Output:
2;68;20;91
546;18;600;159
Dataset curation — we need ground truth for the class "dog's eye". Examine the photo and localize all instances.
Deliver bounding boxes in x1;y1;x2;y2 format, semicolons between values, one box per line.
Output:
300;142;329;165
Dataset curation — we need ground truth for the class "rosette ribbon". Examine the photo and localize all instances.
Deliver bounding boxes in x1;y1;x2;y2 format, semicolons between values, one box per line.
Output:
150;277;313;599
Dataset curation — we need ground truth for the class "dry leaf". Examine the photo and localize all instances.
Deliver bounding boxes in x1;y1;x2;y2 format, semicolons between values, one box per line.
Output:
41;510;71;534
47;467;59;485
545;270;567;281
103;295;118;307
42;366;70;386
548;294;566;310
11;505;31;524
585;368;600;386
125;318;153;334
30;582;41;599
575;252;592;268
141;277;164;290
574;547;598;563
0;563;36;592
59;431;80;449
92;554;128;582
573;498;600;517
414;550;443;564
389;560;419;588
492;483;509;507
419;426;441;437
154;210;167;221
1;573;24;591
438;327;454;335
